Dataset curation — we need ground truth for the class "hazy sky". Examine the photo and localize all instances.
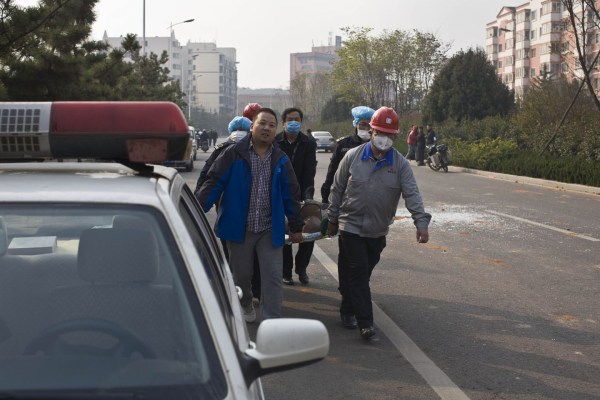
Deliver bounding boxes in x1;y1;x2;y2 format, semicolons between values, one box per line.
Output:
17;0;514;89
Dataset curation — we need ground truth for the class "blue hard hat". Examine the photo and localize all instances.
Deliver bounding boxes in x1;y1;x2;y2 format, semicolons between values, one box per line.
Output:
228;116;252;134
351;106;375;127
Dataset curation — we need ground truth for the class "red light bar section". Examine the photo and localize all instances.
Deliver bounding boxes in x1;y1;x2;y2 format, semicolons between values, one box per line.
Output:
49;102;190;162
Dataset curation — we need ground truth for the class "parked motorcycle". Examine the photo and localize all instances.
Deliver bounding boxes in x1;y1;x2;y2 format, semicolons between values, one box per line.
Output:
426;144;451;172
199;139;209;152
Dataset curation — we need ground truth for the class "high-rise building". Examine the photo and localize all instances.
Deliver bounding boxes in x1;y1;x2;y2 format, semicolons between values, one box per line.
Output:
102;32;237;118
290;35;342;83
486;1;600;98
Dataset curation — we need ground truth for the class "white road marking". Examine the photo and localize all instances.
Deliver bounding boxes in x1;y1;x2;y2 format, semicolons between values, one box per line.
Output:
485;210;600;242
312;244;471;400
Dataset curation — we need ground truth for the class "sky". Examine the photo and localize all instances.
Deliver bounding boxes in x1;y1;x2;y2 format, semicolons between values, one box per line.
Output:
17;0;514;89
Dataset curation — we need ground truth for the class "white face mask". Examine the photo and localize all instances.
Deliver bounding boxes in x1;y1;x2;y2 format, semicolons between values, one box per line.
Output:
373;135;394;152
357;129;371;141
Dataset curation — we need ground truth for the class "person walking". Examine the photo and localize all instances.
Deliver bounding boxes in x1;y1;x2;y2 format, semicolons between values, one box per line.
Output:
197;107;304;323
320;106;375;206
406;125;418;161
416;126;426;166
326;107;431;339
276;108;317;285
426;124;437;147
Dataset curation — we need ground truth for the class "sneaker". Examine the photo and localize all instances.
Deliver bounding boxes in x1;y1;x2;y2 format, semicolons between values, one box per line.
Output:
360;326;376;340
243;303;256;323
282;277;294;286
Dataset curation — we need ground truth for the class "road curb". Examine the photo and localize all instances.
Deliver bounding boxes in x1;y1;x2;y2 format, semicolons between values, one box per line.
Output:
448;166;600;196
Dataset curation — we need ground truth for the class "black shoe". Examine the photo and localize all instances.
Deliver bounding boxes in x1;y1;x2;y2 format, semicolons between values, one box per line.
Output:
282;277;294;286
340;314;358;329
360;326;376;340
298;272;309;285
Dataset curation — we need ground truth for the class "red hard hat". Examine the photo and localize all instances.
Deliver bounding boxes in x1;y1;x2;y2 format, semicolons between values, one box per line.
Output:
243;103;262;120
370;107;399;134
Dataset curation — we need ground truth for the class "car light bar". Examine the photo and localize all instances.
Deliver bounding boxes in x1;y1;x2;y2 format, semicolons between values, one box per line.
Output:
0;101;190;163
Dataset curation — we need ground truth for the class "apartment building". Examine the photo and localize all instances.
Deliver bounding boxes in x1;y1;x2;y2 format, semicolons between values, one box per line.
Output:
290;35;342;83
102;31;237;117
486;1;600;98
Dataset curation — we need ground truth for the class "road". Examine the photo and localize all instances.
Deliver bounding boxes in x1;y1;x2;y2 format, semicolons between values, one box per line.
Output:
183;145;600;400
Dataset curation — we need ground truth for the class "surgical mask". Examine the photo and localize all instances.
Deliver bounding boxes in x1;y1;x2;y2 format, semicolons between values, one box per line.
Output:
285;121;301;134
357;129;371;141
373;135;394;152
229;131;247;142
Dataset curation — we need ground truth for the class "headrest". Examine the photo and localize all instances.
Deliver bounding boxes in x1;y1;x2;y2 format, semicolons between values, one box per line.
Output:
0;217;7;256
78;228;158;283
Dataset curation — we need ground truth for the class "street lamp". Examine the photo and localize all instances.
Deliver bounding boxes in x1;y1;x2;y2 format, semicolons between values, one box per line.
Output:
167;18;195;85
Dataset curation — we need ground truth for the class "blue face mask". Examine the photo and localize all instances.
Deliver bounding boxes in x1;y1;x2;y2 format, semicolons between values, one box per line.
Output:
285;121;301;134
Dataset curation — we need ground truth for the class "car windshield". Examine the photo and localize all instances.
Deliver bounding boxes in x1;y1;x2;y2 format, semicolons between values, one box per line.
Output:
313;132;331;137
0;204;227;399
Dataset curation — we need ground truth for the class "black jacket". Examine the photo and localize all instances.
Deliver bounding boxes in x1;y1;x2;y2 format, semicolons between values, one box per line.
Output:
320;133;364;204
275;131;317;201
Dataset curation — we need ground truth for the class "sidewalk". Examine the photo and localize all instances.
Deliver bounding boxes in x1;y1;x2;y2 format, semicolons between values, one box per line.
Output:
449;165;600;196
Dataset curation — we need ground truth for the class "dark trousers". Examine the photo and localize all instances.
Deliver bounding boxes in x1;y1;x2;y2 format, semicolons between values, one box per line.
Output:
282;241;315;278
338;231;386;329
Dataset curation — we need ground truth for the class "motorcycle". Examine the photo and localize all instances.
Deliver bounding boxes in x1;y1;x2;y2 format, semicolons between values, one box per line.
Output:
426;144;451;172
199;139;209;152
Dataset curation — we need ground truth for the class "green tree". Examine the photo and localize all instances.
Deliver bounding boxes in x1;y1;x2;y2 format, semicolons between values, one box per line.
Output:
290;70;333;124
422;48;514;123
331;27;448;113
0;0;184;105
320;94;354;123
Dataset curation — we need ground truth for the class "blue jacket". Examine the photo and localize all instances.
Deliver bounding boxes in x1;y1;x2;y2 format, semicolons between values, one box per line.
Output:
196;135;304;247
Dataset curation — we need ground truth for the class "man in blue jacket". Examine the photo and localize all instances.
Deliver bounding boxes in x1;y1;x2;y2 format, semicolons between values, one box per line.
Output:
196;108;304;323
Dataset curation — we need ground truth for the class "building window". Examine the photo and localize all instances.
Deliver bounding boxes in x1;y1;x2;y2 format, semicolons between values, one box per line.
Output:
530;48;537;57
531;10;537;20
530;29;536;40
531;68;536;77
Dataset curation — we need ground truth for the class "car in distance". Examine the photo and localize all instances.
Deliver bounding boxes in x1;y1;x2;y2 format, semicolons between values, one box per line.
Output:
0;101;329;399
311;130;335;152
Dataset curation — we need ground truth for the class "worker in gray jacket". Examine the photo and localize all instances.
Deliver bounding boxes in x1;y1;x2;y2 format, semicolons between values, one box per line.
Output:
326;106;431;340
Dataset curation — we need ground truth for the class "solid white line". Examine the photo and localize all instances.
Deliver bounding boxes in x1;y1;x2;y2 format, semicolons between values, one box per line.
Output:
312;244;471;400
486;210;600;242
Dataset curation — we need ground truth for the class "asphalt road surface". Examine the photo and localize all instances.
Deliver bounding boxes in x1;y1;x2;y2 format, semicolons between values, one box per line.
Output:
183;143;600;400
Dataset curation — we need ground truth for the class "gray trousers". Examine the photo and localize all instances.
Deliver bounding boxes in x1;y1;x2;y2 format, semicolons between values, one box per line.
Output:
227;229;283;319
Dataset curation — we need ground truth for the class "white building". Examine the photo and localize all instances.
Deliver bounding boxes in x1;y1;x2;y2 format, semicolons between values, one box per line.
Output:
102;32;237;118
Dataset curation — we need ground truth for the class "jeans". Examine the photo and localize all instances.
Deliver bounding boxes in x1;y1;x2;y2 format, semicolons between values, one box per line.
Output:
338;231;386;329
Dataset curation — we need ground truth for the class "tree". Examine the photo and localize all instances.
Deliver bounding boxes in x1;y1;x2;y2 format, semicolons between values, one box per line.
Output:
290;70;333;124
330;27;448;114
0;0;184;106
320;94;354;123
422;48;514;123
561;0;600;110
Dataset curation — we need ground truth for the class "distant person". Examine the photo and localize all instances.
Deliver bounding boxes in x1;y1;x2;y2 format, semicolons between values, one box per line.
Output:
197;108;304;323
326;107;431;340
426;124;437;146
275;107;317;285
416;126;426;166
321;106;375;205
406;125;418;161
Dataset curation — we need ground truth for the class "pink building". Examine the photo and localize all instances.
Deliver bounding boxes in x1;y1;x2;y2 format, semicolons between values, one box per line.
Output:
486;1;600;97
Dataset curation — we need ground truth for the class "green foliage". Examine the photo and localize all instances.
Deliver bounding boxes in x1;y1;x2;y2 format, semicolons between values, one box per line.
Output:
331;27;449;114
422;48;514;123
0;1;184;107
320;94;354;123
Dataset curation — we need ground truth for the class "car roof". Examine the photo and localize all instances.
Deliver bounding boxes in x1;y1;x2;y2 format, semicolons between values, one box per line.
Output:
0;162;176;205
311;131;332;135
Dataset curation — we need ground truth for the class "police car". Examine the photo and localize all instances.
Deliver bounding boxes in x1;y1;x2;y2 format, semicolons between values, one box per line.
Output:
0;102;329;399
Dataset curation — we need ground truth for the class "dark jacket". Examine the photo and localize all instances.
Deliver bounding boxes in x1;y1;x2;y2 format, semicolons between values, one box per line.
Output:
196;134;304;247
193;141;235;198
275;131;317;201
320;132;364;204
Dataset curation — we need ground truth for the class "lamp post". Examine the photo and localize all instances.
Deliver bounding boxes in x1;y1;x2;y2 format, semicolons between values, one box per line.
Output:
167;18;195;85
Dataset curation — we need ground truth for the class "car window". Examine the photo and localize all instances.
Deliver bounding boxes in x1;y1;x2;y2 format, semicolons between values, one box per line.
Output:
0;204;227;398
178;186;236;335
